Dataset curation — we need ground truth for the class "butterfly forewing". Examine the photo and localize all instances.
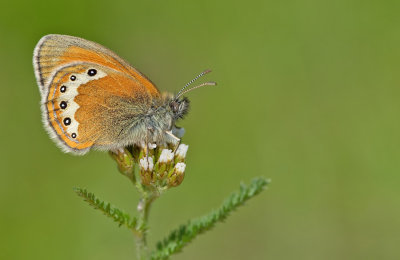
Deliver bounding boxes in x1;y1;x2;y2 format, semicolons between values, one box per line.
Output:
34;34;160;96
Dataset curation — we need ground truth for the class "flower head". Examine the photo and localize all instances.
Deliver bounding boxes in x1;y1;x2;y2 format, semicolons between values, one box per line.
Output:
110;128;189;189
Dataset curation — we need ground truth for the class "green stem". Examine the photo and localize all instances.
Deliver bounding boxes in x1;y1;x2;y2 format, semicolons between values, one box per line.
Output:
135;185;159;259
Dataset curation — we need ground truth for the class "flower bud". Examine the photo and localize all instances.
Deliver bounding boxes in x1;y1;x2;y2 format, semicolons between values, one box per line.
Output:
109;148;134;175
139;156;154;172
168;162;186;187
158;149;174;164
139;156;154;186
175;144;189;162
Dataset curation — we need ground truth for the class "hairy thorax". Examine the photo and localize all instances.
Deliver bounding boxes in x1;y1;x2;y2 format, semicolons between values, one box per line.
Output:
128;105;175;144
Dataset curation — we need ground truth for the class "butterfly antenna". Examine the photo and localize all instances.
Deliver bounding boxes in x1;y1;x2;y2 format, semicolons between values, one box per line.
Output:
175;69;212;99
175;82;217;99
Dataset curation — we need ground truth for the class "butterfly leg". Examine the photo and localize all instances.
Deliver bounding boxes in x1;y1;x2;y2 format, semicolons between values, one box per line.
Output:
145;129;150;159
165;130;181;153
145;126;156;159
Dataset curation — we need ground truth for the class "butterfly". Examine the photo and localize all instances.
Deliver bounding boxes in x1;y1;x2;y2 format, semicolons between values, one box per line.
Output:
33;34;215;155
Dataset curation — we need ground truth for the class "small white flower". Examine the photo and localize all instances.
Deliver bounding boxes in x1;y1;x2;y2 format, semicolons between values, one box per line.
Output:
139;156;154;171
159;149;174;163
148;143;157;149
175;144;189;159
175;162;186;174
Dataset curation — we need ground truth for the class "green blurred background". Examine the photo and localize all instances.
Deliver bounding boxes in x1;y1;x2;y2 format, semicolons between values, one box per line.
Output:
1;0;400;259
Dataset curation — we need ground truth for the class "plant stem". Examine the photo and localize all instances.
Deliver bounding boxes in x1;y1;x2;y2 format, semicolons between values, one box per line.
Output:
135;185;159;259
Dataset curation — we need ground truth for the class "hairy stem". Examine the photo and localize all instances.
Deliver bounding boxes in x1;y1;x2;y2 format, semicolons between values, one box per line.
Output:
135;185;159;259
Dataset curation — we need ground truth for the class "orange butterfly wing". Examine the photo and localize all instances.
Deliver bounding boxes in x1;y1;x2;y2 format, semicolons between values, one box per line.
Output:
34;34;161;154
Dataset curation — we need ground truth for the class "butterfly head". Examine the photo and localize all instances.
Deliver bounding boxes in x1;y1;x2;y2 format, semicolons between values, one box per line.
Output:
169;97;190;120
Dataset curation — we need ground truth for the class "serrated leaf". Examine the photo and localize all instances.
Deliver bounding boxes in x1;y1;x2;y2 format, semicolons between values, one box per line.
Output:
74;187;138;231
151;177;270;259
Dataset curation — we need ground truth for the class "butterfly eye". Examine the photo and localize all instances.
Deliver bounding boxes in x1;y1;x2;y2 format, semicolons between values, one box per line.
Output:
170;101;179;112
60;86;67;93
88;69;97;76
70;75;76;81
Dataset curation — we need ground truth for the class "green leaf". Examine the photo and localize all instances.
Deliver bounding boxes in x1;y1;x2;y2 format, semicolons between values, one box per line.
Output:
151;177;270;259
74;187;137;230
